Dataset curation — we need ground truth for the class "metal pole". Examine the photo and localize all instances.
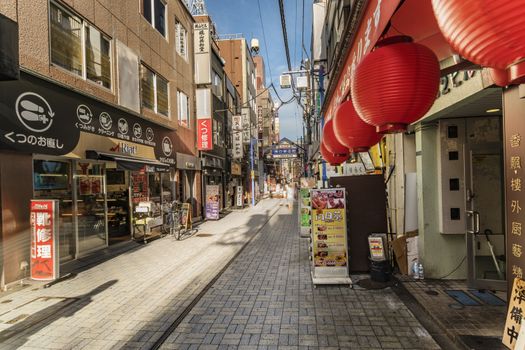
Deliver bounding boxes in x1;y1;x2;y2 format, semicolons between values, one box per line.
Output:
250;138;255;207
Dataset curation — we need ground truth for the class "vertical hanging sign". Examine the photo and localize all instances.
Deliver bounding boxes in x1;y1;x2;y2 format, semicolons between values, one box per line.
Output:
30;200;59;281
310;188;351;285
196;88;213;150
232;115;243;159
504;87;525;293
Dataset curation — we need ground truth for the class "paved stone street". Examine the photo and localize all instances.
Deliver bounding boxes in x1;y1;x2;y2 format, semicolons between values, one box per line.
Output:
0;199;440;349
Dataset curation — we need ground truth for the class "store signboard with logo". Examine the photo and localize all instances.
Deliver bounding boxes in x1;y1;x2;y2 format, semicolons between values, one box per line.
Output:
236;185;243;208
194;22;211;85
231;162;242;176
30;200;59;281
196;88;212;150
232;115;243;159
206;185;220;220
0;72;176;165
310;188;351;285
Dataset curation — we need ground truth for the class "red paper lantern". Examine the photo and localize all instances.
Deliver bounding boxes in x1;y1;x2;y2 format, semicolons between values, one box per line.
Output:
432;0;525;86
320;141;349;166
322;119;350;155
351;36;440;134
333;100;382;153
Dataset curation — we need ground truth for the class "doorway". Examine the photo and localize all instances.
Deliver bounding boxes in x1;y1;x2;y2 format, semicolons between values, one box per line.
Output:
465;117;506;290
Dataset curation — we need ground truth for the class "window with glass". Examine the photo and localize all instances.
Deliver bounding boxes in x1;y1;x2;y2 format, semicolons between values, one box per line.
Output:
141;64;169;117
50;2;112;89
175;20;187;59
177;91;189;127
212;71;223;98
142;0;166;37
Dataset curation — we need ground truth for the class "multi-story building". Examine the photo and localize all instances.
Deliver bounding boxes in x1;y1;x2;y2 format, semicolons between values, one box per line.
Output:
193;15;229;216
0;0;199;287
217;35;259;203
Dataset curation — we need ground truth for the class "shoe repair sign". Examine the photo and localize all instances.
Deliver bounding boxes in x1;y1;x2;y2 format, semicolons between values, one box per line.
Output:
30;200;59;281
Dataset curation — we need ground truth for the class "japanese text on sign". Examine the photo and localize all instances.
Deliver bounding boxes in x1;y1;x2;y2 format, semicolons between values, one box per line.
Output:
30;200;58;281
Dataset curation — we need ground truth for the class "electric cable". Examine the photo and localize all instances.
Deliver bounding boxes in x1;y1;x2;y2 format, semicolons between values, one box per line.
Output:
256;0;274;87
434;255;467;280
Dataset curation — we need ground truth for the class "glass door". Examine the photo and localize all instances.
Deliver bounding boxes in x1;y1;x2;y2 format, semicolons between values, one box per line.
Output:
75;161;107;254
465;119;506;290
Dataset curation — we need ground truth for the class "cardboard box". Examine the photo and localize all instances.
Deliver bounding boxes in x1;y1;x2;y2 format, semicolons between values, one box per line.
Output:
392;236;408;275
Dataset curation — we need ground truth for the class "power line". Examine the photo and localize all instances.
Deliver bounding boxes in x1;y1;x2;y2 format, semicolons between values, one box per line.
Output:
278;0;292;72
256;0;274;87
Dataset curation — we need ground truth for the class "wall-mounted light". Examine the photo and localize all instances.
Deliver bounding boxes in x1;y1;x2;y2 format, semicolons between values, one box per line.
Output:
486;108;501;113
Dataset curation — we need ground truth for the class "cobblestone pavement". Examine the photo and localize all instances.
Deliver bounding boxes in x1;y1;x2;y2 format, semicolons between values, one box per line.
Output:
160;205;440;350
0;200;281;350
0;200;440;349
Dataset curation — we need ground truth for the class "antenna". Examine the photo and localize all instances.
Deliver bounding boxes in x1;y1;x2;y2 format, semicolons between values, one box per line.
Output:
191;0;208;16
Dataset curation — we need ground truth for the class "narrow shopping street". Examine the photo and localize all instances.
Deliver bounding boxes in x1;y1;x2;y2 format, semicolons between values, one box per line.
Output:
0;200;439;350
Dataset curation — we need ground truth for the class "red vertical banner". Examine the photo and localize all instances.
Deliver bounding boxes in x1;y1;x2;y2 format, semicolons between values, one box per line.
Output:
198;118;213;150
30;200;58;281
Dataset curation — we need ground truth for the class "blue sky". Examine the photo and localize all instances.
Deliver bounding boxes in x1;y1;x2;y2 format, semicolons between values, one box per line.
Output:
206;0;313;142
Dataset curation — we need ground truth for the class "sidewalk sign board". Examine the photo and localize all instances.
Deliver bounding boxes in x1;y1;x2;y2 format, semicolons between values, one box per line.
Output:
205;185;220;220
310;188;352;285
368;233;388;261
299;177;315;238
236;185;243;208
503;277;525;349
30;199;59;281
181;203;192;230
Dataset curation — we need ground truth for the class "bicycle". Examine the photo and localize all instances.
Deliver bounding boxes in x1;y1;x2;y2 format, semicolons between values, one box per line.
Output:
162;200;183;240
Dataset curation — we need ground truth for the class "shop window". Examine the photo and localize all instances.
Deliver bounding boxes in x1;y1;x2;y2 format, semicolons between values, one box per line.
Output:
33;159;75;262
50;2;112;89
142;0;166;37
177;90;190;127
175;20;187;59
141;64;169;117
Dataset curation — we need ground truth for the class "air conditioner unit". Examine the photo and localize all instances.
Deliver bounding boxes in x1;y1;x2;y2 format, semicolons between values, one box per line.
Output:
280;74;292;89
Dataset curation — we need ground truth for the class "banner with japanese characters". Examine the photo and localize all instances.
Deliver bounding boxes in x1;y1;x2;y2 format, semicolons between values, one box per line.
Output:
310;188;350;284
30;200;59;281
205;185;220;220
504;87;525;292
503;278;525;349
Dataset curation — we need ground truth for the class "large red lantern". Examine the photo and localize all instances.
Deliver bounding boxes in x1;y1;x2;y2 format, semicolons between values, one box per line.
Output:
333;100;382;153
320;141;349;166
432;0;525;87
322;119;350;155
351;36;440;134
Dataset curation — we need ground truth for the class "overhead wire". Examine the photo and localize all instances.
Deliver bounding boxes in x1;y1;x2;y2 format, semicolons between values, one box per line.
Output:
256;0;274;87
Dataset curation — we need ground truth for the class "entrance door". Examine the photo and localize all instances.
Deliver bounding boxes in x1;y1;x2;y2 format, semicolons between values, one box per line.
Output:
465;118;506;290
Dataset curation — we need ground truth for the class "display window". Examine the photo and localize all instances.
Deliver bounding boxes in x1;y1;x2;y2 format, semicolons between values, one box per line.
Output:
75;161;107;253
33;158;75;262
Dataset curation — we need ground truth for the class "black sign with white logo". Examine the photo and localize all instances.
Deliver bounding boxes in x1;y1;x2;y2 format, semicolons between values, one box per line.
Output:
0;72;176;165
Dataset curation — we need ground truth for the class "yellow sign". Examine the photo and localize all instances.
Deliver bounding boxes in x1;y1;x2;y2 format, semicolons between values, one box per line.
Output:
311;189;347;267
503;278;525;349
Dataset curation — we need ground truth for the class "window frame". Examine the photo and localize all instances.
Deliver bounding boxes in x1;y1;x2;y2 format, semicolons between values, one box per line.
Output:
177;90;190;128
140;63;170;118
49;0;113;91
175;19;188;60
142;0;168;38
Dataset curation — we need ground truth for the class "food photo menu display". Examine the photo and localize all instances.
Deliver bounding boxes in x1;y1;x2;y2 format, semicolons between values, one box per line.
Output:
311;189;348;267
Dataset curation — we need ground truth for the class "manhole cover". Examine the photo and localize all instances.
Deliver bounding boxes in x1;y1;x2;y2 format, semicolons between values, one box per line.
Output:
196;233;213;237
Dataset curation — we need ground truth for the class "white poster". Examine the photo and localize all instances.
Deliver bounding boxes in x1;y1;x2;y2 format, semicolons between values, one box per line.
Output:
232;115;243;159
194;22;211;84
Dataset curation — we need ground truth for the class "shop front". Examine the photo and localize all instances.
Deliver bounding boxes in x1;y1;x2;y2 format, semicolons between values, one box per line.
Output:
176;152;201;220
0;71;177;284
202;153;225;212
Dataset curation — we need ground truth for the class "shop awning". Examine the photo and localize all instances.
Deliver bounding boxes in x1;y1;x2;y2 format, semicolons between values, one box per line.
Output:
86;150;170;172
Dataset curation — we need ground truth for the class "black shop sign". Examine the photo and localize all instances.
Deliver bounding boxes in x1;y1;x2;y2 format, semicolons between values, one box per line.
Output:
0;72;176;165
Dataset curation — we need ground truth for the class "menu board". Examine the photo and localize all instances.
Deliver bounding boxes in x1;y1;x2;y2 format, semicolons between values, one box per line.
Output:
299;188;312;237
206;185;220;220
181;203;192;230
30;200;59;281
310;188;351;285
132;172;148;204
